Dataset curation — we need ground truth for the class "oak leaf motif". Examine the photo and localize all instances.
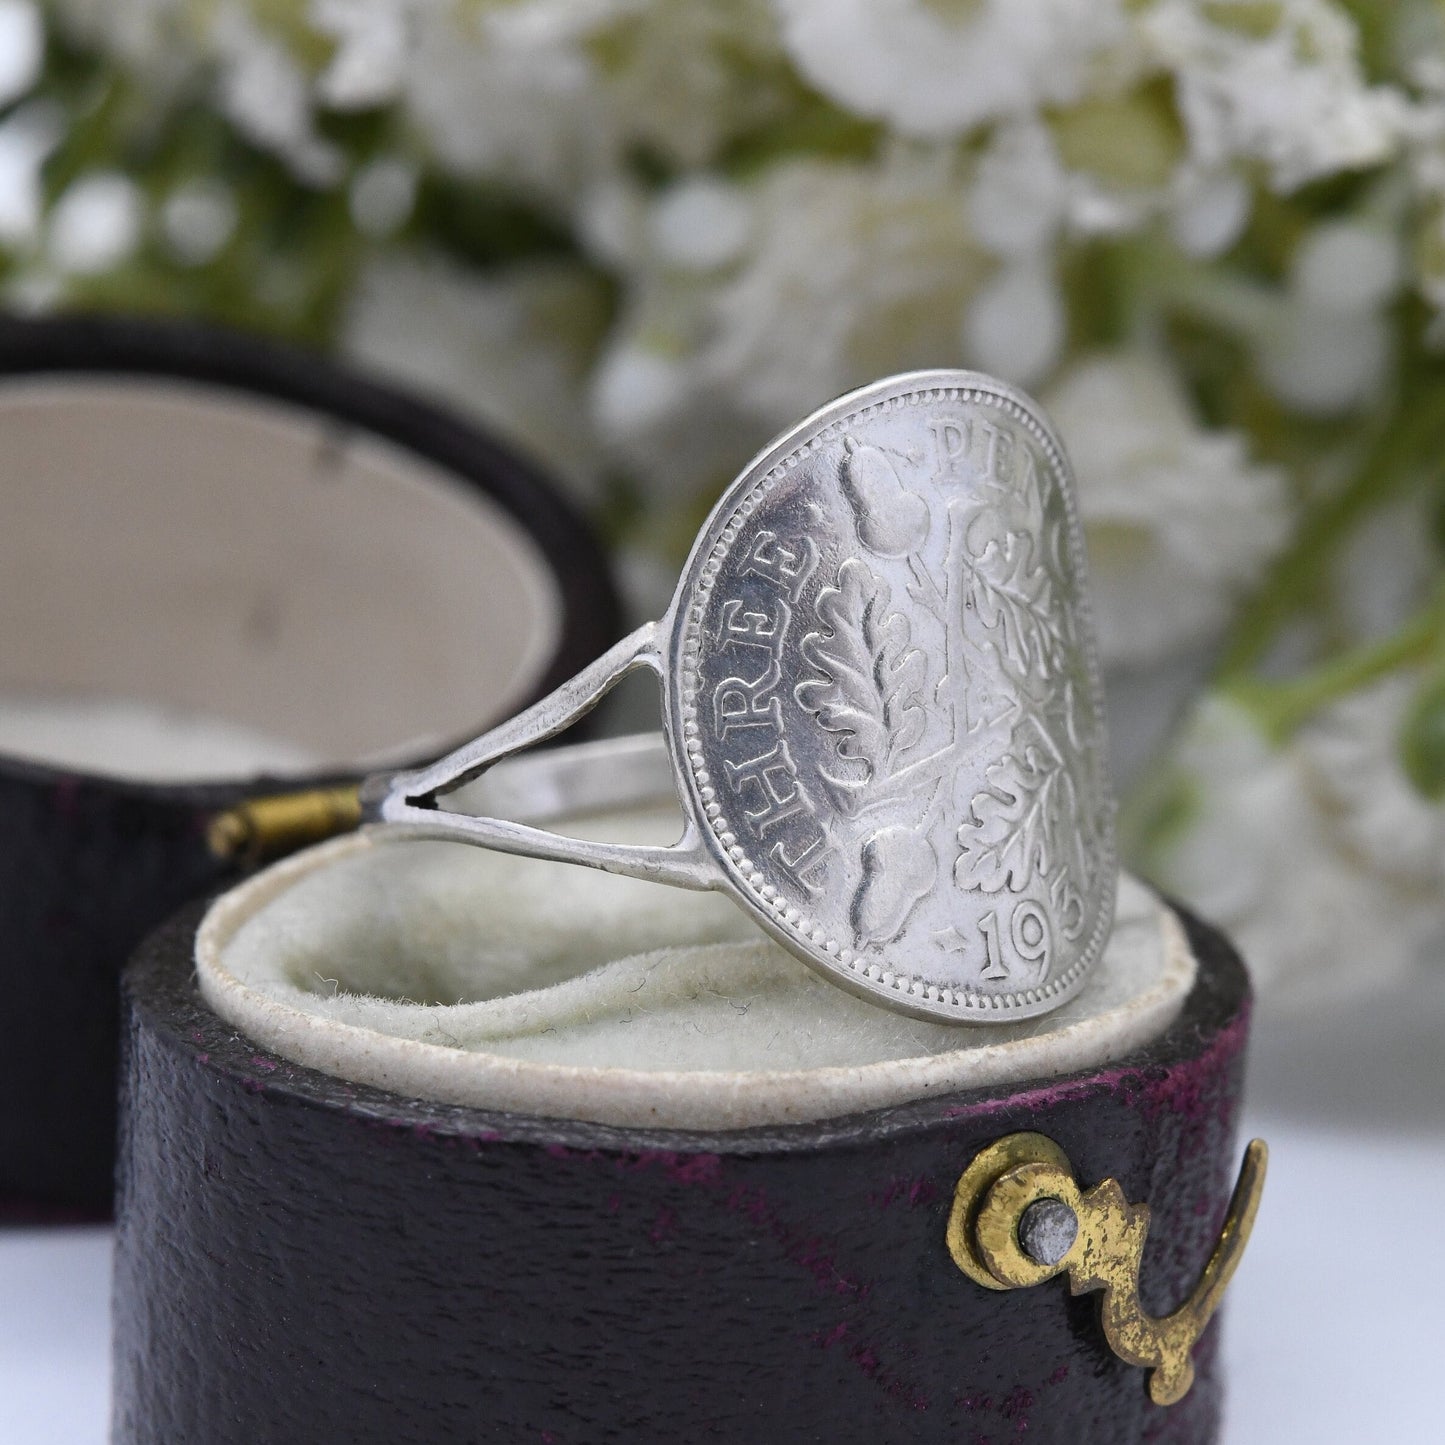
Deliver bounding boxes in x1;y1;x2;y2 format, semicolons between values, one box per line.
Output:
955;736;1075;897
794;558;927;787
968;528;1065;678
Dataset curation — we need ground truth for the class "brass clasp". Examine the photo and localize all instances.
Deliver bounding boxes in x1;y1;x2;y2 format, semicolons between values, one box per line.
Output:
946;1132;1267;1405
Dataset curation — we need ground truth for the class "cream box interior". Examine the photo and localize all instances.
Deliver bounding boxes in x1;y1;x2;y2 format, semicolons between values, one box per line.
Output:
198;762;1195;1127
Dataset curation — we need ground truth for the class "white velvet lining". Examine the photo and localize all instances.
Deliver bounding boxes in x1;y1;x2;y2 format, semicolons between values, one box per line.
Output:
198;806;1196;1129
0;377;563;779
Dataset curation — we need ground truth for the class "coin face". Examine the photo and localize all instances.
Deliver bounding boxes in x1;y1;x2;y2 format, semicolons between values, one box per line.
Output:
668;371;1116;1022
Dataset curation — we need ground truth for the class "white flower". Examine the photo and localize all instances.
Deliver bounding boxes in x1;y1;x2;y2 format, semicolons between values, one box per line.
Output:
0;101;59;248
590;147;994;493
1151;692;1444;1009
1299;674;1445;892
50;0;344;175
1256;302;1391;415
647;175;752;273
1295;219;1402;311
772;0;1130;138
0;1;43;110
212;6;343;184
591;343;688;439
311;0;409;110
1167;166;1251;258
701;147;993;418
1043;352;1291;667
1333;495;1437;647
968;119;1069;256
55;0;788;197
576;173;650;271
1257;219;1400;415
575;0;791;170
960;258;1065;387
976;104;1214;253
161;179;239;265
348;155;418;237
1144;0;1408;192
47;172;145;274
392;0;786;205
342;253;608;502
399;3;606;204
44;0;187;73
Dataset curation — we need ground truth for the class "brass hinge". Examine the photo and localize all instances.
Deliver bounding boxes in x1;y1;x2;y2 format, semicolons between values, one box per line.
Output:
207;784;363;867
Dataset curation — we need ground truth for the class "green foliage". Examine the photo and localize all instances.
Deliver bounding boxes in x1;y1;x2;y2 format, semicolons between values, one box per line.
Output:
1402;667;1445;798
7;25;577;347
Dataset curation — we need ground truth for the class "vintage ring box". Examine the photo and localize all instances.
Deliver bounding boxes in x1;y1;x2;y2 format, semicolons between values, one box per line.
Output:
0;315;617;1214
113;733;1257;1443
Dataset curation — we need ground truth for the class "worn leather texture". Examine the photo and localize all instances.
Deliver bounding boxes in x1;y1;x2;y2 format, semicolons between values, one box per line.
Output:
0;313;618;1216
113;899;1251;1445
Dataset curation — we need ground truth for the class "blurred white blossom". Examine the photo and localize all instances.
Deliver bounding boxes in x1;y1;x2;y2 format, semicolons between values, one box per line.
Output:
161;179;238;265
0;101;59;248
590;146;994;493
0;1;43;110
968;119;1068;257
1256;300;1392;416
1303;675;1445;893
1257;218;1402;414
646;176;752;274
1296;219;1402;311
1044;351;1290;667
773;0;1131;138
47;0;184;69
1167;166;1252;258
962;258;1065;387
348;156;418;238
47;172;145;274
572;0;790;170
1144;0;1408;191
1155;688;1445;1008
311;0;410;110
212;6;343;184
399;4;605;203
343;253;608;500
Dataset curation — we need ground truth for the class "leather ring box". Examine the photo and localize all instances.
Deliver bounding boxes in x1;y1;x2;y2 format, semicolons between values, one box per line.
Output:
0;314;617;1214
112;812;1251;1445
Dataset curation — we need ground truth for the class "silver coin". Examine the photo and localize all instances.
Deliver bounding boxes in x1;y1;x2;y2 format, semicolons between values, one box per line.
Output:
666;371;1115;1021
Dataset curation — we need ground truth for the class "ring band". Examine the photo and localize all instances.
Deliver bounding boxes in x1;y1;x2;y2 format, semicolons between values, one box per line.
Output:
365;370;1117;1025
452;731;675;823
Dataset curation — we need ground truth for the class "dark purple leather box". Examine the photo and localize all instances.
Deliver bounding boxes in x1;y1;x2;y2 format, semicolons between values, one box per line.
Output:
113;899;1250;1445
0;315;617;1214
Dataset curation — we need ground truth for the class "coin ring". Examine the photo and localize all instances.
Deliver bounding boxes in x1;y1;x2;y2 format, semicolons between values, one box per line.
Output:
367;371;1117;1025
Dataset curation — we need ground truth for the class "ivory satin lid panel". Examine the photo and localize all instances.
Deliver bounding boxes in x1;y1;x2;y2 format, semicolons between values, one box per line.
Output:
0;377;563;776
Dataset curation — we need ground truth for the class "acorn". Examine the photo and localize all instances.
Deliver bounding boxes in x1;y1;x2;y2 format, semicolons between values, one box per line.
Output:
853;826;938;945
842;442;931;558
